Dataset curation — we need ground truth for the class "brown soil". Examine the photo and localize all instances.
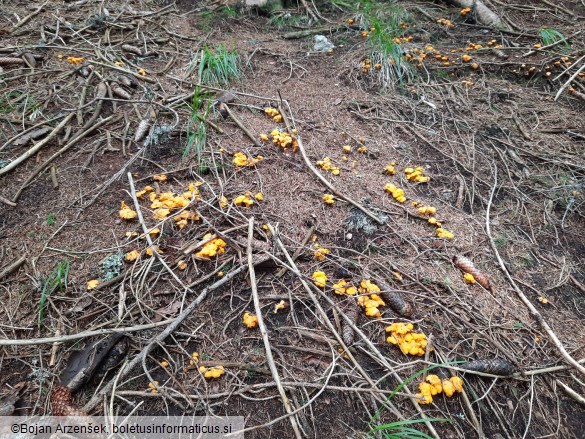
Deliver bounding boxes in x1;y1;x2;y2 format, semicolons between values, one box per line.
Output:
1;1;584;438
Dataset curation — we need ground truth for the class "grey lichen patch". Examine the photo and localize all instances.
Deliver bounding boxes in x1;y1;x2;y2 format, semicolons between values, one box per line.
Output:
100;252;124;281
346;204;388;235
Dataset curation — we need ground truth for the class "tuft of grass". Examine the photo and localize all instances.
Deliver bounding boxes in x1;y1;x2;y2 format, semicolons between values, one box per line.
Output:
198;44;241;87
358;0;416;89
367;362;462;438
185;86;211;166
39;260;70;327
539;28;568;48
46;212;56;226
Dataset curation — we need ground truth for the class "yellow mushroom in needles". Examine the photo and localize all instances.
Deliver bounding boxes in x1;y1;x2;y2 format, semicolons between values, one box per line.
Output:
243;311;258;328
313;244;330;261
416;375;463;404
316;157;340;175
233;152;262;168
195;234;227;259
199;365;225;379
125;250;140;262
119;201;137;220
87;279;100;290
405;166;430;183
312;271;328;288
322;194;335;205
384;183;406;203
436;227;455;239
234;194;254;208
385;323;427;356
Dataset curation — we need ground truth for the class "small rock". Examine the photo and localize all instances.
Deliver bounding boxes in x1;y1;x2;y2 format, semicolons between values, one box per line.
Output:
314;35;334;52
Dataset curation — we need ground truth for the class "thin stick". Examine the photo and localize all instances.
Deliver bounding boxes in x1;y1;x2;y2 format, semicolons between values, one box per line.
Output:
0;113;75;177
10;1;48;32
487;164;585;376
0;256;26;280
82;255;269;413
522;30;581;57
556;380;585;406
554;56;585;100
0;195;17;207
219;103;261;147
247;218;303;439
0;319;174;346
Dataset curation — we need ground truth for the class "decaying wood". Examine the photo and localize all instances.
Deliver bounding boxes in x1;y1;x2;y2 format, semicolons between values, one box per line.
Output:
0;256;27;279
445;0;508;30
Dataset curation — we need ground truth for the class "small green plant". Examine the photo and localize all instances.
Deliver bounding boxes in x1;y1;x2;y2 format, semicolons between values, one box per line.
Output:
539;28;568;48
46;212;56;226
184;86;215;173
198;44;240;87
494;231;511;248
39;260;70;326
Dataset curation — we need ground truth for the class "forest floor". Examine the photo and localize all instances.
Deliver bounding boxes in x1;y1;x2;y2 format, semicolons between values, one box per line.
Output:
0;0;584;438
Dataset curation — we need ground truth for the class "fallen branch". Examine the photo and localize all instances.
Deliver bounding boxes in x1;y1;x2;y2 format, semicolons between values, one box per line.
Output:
246;218;303;439
10;1;48;33
0;319;174;346
554;56;585;101
12;115;119;202
0;195;16;207
81;255;270;413
0;113;75;177
445;0;508;30
556;380;585;406
487;164;585;376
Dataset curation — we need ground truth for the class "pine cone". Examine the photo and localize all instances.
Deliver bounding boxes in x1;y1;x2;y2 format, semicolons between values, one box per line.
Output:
380;291;413;317
50;386;87;417
366;271;413;316
342;300;359;346
460;359;516;376
453;255;492;291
